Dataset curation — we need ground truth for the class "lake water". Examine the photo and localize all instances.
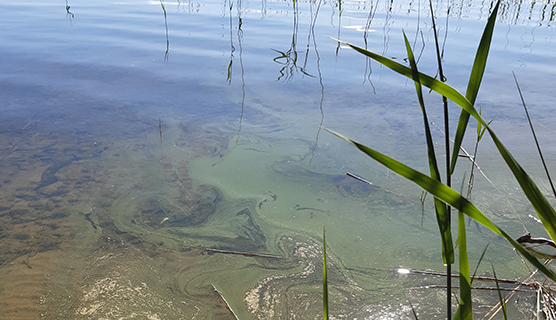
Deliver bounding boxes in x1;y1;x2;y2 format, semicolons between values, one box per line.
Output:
1;0;556;318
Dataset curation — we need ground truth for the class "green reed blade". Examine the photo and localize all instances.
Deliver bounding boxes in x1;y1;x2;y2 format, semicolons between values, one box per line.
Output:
450;0;500;174
484;120;556;243
322;226;329;320
324;128;556;282
333;1;502;177
465;0;499;105
335;29;556;251
403;32;453;266
455;211;472;320
334;39;475;113
427;2;454;315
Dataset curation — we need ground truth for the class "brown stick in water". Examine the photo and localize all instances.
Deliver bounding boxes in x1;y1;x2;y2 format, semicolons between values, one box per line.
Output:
204;248;282;259
211;284;240;320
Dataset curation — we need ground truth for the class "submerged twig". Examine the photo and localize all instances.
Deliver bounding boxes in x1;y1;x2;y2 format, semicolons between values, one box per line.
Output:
482;260;550;320
211;284;240;320
430;122;486;179
540;284;556;320
204;248;282;259
404;268;549;287
516;233;556;260
346;172;418;204
409;300;419;320
517;233;556;249
408;284;533;292
431;120;527;231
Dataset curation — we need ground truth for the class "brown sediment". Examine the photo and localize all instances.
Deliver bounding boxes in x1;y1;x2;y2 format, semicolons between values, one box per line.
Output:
0;252;53;319
0;92;244;318
0;126;106;319
0;111;391;319
0;132;101;267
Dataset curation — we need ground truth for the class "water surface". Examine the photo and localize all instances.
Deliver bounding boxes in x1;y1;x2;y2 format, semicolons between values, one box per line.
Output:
1;0;556;318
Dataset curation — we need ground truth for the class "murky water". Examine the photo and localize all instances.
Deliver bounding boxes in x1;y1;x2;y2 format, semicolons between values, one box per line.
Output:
1;0;556;318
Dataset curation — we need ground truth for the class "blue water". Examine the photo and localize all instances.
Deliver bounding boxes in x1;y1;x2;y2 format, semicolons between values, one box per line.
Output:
1;0;556;318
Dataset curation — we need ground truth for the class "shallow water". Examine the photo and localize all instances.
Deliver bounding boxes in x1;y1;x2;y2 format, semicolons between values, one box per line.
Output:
1;0;556;318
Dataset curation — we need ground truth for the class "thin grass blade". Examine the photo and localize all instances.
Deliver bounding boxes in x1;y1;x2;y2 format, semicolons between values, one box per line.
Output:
465;0;500;105
428;2;454;315
403;32;453;266
324;128;556;282
514;72;556;200
450;0;500;174
470;244;489;286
